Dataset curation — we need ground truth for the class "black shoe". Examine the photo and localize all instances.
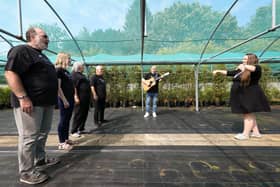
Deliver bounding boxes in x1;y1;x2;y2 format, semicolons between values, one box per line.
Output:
35;157;60;170
78;129;90;134
20;171;49;184
102;119;109;123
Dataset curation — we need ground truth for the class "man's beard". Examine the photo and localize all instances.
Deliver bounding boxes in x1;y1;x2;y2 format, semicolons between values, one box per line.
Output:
35;38;48;50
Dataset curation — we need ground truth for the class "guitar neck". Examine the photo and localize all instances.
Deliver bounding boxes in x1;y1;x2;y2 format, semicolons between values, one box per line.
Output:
155;74;167;81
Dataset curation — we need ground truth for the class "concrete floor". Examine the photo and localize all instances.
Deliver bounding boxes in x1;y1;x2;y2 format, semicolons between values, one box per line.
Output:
0;106;280;186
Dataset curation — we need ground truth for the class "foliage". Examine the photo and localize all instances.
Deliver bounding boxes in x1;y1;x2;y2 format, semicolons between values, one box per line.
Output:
212;64;228;104
0;87;11;108
28;1;280;58
33;23;69;52
0;64;279;108
19;2;280;108
259;64;272;94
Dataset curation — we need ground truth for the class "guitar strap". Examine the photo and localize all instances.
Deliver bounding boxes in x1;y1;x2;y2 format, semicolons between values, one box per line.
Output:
153;73;159;79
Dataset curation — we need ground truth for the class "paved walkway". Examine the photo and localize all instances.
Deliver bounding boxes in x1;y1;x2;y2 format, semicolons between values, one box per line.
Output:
0;106;279;186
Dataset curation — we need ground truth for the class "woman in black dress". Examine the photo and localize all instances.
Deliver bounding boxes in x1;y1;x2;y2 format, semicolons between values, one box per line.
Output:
213;53;271;140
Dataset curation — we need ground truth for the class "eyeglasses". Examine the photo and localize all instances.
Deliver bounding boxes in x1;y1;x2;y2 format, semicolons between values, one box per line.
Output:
38;34;48;39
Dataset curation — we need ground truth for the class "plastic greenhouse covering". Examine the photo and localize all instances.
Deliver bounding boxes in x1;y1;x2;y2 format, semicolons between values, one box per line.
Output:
1;0;280;66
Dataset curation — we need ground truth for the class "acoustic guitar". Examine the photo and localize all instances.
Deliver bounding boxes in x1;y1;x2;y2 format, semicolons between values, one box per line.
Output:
142;72;170;92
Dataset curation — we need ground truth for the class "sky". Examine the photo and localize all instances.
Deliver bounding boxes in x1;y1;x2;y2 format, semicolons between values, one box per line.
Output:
0;0;272;37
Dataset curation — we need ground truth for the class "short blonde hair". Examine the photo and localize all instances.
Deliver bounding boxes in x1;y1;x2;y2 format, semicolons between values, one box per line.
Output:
55;52;70;69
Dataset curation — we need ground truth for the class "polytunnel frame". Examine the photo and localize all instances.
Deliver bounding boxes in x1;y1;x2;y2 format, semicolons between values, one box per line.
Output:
193;0;280;112
0;0;280;112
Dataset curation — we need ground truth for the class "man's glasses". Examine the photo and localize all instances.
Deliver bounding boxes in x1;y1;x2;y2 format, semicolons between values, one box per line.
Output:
38;34;48;39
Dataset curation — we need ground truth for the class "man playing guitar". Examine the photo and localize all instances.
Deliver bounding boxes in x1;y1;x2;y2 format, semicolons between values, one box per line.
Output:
142;65;161;118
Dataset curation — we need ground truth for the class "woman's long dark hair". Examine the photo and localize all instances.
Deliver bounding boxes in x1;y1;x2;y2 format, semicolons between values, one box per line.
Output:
240;53;258;87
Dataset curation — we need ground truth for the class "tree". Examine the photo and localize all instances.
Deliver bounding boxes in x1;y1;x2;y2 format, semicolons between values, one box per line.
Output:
245;6;274;35
148;2;241;54
122;0;153;54
34;23;68;52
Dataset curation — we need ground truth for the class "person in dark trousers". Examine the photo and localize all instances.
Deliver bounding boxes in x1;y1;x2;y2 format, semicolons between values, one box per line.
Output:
90;65;106;127
55;52;75;150
213;53;271;140
142;65;161;118
4;27;60;184
71;61;91;135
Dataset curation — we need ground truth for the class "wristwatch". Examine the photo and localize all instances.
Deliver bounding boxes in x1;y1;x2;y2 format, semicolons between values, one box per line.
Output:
17;95;28;100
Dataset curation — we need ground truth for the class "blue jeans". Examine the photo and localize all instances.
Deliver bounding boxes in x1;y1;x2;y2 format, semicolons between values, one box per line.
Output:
58;98;74;143
145;92;158;113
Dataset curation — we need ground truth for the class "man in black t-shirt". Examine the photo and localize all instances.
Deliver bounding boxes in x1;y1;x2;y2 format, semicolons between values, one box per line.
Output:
90;65;106;126
5;27;59;184
142;65;161;118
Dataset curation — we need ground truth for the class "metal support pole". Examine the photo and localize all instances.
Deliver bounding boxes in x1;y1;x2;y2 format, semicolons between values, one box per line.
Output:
272;0;276;28
17;0;23;37
194;65;199;112
141;65;144;111
140;0;146;111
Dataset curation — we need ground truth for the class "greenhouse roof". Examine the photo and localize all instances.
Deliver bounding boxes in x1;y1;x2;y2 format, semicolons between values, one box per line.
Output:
1;0;280;66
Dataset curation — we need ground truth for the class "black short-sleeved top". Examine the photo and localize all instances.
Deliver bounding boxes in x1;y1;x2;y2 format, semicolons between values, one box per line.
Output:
72;71;91;102
90;75;106;99
56;68;75;101
227;65;271;114
5;45;58;108
144;72;161;93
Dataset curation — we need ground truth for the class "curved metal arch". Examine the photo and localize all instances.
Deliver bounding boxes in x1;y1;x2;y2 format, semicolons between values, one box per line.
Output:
0;28;58;56
43;0;86;64
259;36;280;58
0;34;14;47
194;23;280;112
203;25;280;63
0;59;7;63
199;0;239;64
195;0;239;112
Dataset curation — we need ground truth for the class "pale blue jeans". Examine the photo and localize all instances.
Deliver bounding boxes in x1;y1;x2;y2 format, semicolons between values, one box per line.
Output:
145;92;158;113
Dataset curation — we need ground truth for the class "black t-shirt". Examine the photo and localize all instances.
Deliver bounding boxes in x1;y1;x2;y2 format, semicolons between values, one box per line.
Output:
144;72;160;93
90;75;106;99
5;45;58;107
56;68;75;101
72;71;91;102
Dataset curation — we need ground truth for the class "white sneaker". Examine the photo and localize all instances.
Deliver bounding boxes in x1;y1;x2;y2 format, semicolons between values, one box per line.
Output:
71;132;81;138
152;112;157;118
58;142;73;150
250;133;262;138
234;133;249;140
144;112;149;118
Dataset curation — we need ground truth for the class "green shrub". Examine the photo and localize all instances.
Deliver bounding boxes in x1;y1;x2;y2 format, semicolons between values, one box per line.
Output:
0;87;11;108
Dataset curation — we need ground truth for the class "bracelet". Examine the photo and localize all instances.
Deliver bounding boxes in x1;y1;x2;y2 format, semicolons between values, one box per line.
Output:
17;95;28;100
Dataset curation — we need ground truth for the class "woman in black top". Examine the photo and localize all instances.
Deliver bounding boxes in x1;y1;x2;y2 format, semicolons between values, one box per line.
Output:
55;52;75;150
213;53;270;140
71;62;91;135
